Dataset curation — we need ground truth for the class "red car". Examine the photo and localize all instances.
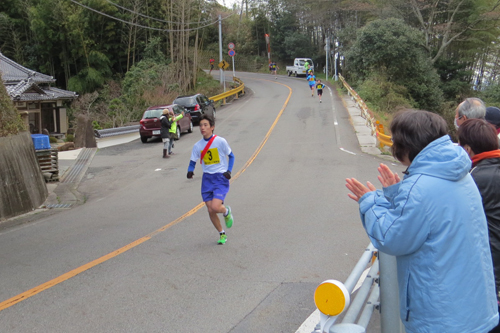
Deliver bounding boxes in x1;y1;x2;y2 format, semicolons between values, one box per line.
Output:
139;104;193;143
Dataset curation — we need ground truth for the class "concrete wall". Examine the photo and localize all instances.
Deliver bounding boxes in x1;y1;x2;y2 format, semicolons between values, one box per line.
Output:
0;131;48;220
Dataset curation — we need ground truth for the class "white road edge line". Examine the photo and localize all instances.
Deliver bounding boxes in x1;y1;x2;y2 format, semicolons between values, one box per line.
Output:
295;309;320;333
327;86;356;156
327;86;342;150
340;148;357;155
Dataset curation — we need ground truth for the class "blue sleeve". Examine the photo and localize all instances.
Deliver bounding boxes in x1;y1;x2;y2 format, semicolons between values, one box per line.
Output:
358;180;429;256
227;152;234;172
188;160;196;172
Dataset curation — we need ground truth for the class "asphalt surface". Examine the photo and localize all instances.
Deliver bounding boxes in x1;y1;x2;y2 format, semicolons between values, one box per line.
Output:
0;72;404;332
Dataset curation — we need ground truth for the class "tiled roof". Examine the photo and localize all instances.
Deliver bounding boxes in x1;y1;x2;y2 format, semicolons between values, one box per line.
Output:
42;86;78;100
1;52;77;102
5;82;77;101
6;79;45;98
0;52;55;84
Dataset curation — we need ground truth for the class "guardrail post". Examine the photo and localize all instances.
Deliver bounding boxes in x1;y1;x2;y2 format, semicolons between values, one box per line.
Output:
375;121;382;149
379;252;405;333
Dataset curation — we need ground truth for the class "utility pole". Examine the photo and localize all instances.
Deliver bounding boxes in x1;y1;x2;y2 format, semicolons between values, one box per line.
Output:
334;39;338;81
219;15;225;90
265;34;271;64
325;37;330;81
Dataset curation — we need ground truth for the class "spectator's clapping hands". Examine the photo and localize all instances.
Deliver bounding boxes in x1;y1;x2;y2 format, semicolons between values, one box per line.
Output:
346;164;401;202
345;178;376;202
377;163;401;187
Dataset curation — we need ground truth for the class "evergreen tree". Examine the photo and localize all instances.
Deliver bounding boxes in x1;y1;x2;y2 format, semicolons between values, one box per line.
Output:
347;18;443;111
0;78;25;136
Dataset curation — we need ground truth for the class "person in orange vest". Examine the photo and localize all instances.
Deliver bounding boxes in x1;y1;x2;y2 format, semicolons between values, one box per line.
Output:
209;57;215;74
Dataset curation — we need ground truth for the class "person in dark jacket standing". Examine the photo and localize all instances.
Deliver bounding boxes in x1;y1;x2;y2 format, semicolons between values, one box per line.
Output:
458;118;500;333
160;109;171;158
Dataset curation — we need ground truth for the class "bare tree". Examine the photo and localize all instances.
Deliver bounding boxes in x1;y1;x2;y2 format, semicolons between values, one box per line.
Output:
402;0;500;63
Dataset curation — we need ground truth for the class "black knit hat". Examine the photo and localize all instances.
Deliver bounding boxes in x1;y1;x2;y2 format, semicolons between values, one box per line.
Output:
485;106;500;129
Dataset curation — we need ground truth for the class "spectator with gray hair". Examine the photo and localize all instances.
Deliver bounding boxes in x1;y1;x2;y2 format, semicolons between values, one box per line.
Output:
346;109;498;333
455;97;486;129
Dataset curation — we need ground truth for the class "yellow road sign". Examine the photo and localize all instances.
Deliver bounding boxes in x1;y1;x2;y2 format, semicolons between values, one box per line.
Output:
218;60;230;70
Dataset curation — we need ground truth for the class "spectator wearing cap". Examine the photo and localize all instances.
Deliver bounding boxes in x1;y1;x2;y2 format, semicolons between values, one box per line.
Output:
486;106;500;136
346;110;498;333
455;97;486;129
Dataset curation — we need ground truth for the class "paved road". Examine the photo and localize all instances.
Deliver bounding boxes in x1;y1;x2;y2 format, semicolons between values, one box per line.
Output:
0;72;404;332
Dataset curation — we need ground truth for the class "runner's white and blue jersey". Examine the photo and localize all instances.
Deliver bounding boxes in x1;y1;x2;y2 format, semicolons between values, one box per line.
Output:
189;135;233;174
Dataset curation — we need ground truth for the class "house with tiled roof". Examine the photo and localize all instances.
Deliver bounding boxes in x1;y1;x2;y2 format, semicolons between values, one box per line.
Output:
0;52;77;136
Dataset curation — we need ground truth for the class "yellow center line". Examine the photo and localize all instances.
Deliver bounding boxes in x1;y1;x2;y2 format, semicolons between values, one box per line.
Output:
0;78;292;312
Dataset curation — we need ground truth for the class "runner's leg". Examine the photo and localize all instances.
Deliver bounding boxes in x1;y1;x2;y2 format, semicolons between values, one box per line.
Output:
205;199;226;232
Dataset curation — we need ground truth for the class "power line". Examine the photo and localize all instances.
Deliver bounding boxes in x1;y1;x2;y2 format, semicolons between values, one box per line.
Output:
70;0;234;32
104;0;216;26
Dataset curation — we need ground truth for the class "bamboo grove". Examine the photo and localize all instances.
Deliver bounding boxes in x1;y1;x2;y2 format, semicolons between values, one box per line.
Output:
1;0;500;126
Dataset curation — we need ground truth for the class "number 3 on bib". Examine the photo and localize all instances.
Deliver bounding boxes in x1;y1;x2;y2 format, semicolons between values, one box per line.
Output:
203;148;220;165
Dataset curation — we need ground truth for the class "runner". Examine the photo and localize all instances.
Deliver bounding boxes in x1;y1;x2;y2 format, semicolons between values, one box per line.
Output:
316;79;325;103
307;71;316;97
271;62;278;79
187;114;235;245
209;57;215;75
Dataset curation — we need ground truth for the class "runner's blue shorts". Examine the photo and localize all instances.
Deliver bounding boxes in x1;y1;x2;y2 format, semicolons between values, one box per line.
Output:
201;173;230;202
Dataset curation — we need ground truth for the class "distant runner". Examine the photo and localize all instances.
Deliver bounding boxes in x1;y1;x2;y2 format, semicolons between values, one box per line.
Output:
316;79;325;103
307;71;316;97
209;57;215;74
271;62;278;79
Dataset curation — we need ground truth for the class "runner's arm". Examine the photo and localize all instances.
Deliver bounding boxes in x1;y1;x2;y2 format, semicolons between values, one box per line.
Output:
227;152;234;172
187;160;196;178
188;160;196;172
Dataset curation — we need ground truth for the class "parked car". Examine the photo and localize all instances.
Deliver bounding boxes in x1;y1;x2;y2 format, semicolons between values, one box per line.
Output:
173;94;216;125
139;104;193;143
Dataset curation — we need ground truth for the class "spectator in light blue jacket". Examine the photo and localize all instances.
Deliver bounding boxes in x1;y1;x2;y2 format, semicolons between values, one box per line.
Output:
346;109;498;333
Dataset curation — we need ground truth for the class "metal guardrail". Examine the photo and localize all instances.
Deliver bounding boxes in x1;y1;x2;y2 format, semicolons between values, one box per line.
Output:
313;243;404;333
94;125;140;138
375;122;393;149
338;75;393;149
313;243;379;333
209;77;245;104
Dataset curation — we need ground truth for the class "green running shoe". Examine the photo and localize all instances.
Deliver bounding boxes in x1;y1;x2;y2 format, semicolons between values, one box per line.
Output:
218;233;227;245
224;206;233;228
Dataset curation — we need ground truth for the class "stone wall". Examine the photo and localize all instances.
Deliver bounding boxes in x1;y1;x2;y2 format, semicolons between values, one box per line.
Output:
0;131;48;220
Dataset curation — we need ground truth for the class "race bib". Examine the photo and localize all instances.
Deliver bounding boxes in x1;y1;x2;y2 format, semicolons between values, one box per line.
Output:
203;148;220;165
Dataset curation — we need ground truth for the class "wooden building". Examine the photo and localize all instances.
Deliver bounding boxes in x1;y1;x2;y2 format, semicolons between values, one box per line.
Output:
0;52;77;137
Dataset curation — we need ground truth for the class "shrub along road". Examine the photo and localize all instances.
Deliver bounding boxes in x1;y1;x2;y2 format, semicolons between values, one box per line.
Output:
0;72;404;332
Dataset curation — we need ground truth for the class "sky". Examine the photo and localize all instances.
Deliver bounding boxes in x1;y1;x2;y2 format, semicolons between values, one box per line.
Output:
216;0;239;8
